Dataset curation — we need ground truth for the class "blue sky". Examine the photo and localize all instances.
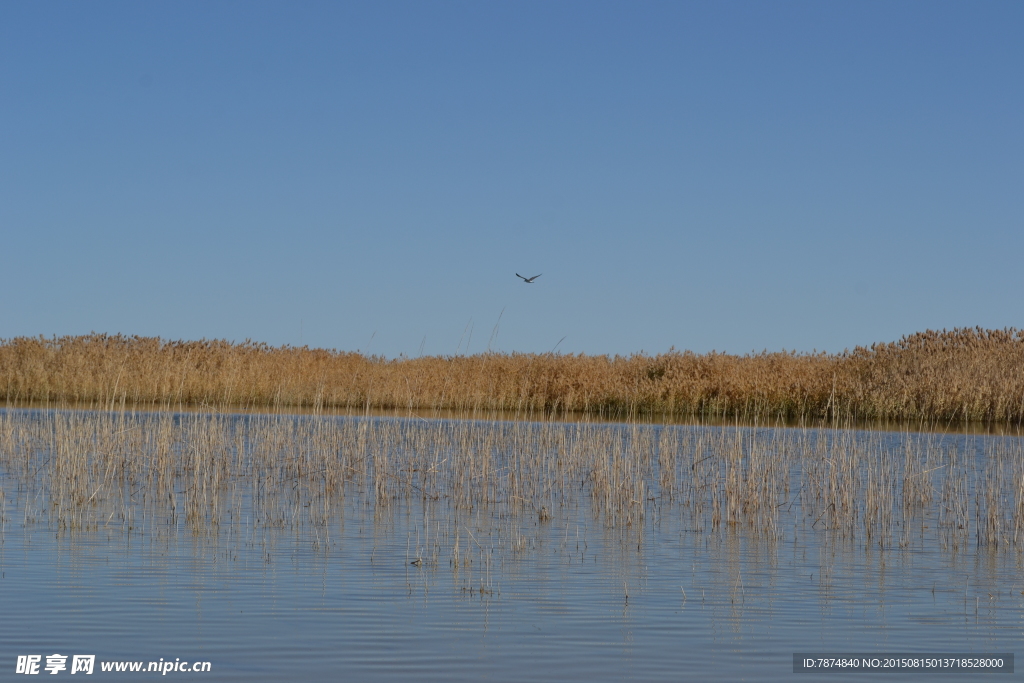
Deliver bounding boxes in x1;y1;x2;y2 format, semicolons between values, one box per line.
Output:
2;2;1021;357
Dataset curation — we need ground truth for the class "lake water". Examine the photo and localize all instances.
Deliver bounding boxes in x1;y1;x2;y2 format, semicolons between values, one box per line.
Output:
1;410;1021;681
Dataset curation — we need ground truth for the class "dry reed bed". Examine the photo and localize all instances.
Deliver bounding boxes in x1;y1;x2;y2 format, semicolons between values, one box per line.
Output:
3;328;1024;422
1;410;1024;553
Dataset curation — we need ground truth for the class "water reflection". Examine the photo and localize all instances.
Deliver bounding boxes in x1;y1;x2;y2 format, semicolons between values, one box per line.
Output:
5;398;1024;435
1;410;1023;680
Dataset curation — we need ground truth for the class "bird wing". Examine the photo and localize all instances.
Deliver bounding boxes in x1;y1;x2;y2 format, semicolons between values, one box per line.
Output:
529;274;542;281
516;273;526;280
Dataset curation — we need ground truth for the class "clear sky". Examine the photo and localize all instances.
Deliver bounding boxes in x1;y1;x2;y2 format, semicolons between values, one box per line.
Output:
2;2;1021;357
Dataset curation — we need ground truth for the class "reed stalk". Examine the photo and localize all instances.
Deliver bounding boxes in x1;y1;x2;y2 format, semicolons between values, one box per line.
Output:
2;328;1024;423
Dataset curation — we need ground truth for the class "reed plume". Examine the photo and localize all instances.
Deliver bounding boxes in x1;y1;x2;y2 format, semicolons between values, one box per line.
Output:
2;327;1024;423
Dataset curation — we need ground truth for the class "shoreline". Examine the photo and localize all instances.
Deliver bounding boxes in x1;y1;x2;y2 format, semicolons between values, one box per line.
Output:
2;399;1023;437
3;328;1024;425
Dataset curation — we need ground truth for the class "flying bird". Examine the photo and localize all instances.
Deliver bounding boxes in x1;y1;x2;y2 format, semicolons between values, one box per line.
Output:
516;273;542;283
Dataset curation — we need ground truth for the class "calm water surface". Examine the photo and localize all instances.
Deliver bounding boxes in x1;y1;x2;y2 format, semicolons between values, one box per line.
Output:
1;413;1022;681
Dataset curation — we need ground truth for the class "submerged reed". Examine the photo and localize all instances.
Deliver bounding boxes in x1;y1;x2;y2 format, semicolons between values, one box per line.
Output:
1;409;1022;555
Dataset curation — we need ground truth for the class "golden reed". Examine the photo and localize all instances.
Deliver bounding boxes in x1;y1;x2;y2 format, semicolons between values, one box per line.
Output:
1;327;1023;422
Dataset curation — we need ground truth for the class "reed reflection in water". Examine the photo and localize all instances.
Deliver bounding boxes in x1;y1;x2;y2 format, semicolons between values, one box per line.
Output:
1;410;1023;681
